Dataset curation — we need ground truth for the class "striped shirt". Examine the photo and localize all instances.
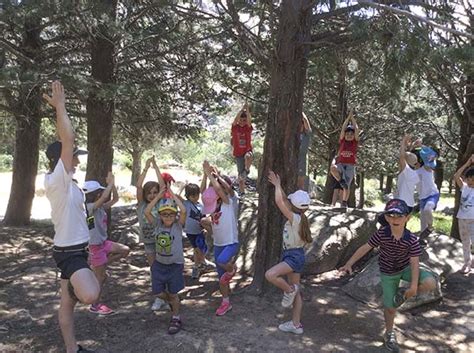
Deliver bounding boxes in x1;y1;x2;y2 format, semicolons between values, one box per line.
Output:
368;226;421;275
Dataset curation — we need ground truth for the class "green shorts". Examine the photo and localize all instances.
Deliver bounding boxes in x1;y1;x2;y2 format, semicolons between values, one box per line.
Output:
380;266;434;308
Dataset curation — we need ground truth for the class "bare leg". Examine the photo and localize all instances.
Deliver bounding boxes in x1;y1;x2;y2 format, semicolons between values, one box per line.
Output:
244;152;253;172
288;272;302;325
418;276;436;293
59;279;79;353
92;265;107;303
69;268;100;304
384;307;397;332
330;165;341;181
265;262;294;293
107;243;130;264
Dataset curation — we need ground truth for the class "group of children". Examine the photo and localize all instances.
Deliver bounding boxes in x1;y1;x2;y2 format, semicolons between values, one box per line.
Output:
44;80;472;353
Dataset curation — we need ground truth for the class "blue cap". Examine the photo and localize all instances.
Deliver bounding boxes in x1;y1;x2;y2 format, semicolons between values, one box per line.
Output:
383;199;410;216
419;146;437;169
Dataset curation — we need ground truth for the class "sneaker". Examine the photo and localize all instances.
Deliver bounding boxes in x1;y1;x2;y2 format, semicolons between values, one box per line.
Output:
460;264;472;274
168;317;182;335
192;265;201;279
278;320;303;335
384;330;400;352
281;285;299;308
419;227;433;240
151;297;170;311
89;303;114;316
77;345;95;353
216;301;232;316
393;288;407;308
219;265;237;285
340;200;348;208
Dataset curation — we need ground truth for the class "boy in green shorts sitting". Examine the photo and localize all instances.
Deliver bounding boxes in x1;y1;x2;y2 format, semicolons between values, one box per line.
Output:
339;199;437;352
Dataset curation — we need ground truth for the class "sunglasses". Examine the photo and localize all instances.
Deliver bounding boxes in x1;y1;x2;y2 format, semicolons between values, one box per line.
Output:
160;212;176;218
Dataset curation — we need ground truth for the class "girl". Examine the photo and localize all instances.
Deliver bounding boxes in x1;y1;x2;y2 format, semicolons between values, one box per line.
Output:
136;156;168;310
202;160;239;316
83;172;130;315
265;171;312;335
454;154;474;274
144;187;186;334
44;81;99;353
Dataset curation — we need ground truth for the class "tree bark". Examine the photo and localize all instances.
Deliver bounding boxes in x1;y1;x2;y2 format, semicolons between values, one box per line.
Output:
130;147;142;186
357;172;365;209
384;175;393;194
322;148;337;204
379;174;384;191
3;16;42;226
434;160;443;191
85;0;117;183
252;0;313;294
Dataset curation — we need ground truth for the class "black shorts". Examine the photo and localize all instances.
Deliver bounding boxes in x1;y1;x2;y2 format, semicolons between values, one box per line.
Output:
52;242;90;280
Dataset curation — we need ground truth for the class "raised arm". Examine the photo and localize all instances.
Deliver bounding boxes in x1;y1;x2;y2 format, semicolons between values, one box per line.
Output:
350;113;360;141
167;187;187;226
453;154;474;188
200;172;208;193
103;174;119;209
136;157;152;203
94;172;116;210
203;160;229;204
144;188;165;224
339;110;352;141
398;135;410;172
43;81;75;172
268;170;294;223
244;102;252;126
151;156;166;191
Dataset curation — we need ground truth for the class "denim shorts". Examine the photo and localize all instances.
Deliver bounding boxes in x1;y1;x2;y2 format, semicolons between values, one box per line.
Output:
151;261;185;295
214;243;239;278
420;193;440;211
282;248;305;273
187;233;208;254
52;242;90;280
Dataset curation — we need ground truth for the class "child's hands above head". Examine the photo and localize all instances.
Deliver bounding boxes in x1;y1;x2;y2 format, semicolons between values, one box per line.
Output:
268;170;281;187
203;160;212;175
145;157;153;169
469;154;474;164
43;81;66;109
338;263;353;275
106;171;115;186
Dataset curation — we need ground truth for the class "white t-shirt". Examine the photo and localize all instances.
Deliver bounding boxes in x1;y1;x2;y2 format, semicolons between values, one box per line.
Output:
416;167;439;199
457;183;474;220
283;213;305;250
396;165;419;207
45;160;89;247
210;198;239;246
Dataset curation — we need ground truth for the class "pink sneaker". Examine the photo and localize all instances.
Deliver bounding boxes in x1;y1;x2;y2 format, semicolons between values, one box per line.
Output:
89;303;114;316
215;301;232;316
219;265;237;285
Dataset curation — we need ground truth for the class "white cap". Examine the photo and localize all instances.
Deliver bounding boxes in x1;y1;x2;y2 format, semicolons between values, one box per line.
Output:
288;190;311;210
82;180;106;194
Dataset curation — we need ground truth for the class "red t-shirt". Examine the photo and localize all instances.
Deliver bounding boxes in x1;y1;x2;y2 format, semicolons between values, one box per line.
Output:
231;124;253;157
336;138;358;164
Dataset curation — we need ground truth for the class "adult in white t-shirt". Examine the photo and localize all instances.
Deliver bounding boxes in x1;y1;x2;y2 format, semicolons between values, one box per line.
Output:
43;81;99;353
454;155;474;274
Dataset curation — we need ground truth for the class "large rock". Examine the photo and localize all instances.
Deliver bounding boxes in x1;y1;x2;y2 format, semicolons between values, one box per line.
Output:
237;196;378;275
118;224;140;246
341;233;464;310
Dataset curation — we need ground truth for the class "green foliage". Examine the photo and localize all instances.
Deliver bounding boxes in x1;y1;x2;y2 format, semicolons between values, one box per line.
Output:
0;154;13;172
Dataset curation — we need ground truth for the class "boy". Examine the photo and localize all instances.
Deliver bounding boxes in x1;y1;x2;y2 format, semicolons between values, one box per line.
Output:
339;199;436;352
231;103;253;196
330;109;360;208
453;154;474;273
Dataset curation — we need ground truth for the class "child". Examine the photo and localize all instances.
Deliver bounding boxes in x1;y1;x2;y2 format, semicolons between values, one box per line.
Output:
297;112;312;190
83;172;130;315
453;154;474;274
416;146;440;237
395;135;421;213
266;171;312;335
145;187;186;335
202;160;239;316
339;199;436;352
231;103;253;196
136;156;167;310
182;183;207;279
330;109;360;208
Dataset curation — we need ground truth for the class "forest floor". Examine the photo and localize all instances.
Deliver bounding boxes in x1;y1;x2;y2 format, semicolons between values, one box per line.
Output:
0;205;473;353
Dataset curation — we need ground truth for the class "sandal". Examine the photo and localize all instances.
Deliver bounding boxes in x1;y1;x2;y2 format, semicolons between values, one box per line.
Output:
168;317;182;335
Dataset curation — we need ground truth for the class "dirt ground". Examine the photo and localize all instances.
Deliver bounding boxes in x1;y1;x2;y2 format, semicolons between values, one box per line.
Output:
0;206;473;353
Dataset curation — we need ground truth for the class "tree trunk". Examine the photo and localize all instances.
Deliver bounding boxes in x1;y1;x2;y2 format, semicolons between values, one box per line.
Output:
252;0;312;294
3;16;42;226
357;172;365;209
322;148;337;204
379;174;384;191
85;0;117;183
130;147;142;186
451;74;474;239
448;178;453;194
434;160;443;191
348;179;356;207
384;175;393;194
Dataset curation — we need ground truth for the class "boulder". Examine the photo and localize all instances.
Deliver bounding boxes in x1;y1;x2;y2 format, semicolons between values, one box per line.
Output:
118;224;140;246
341;233;464;310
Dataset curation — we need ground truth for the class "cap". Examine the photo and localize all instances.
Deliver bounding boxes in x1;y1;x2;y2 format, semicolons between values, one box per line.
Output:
161;172;175;184
419;146;437;169
82;180;106;194
288;190;311;210
158;198;178;213
202;187;218;214
46;141;88;163
383;198;410;216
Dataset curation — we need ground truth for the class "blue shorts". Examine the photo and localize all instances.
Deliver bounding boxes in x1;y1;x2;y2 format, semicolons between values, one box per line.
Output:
214;243;239;278
151;261;184;295
420;193;440;211
187;233;207;254
282;248;305;273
